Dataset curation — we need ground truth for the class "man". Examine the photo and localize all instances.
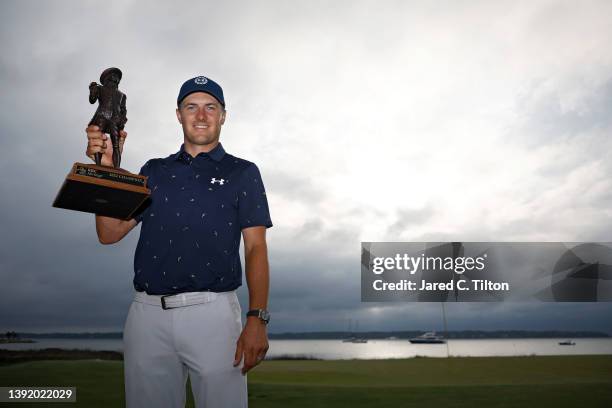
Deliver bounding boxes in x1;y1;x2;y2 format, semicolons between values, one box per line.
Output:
85;76;272;408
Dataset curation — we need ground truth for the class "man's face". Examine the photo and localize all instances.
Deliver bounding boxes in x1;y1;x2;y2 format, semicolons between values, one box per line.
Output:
176;92;226;148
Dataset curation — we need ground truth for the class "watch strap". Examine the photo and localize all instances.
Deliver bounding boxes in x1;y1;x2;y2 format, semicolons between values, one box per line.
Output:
246;309;270;324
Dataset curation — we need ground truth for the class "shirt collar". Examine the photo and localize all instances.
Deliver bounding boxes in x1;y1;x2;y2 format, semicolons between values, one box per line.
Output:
174;142;226;163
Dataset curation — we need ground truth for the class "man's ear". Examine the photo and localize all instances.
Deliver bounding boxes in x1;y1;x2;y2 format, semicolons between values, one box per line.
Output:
176;108;182;124
220;110;226;125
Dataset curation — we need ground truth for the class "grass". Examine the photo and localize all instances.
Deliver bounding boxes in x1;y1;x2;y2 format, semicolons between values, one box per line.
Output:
0;355;610;407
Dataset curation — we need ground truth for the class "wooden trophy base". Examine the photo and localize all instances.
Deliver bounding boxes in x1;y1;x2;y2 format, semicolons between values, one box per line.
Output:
53;163;151;220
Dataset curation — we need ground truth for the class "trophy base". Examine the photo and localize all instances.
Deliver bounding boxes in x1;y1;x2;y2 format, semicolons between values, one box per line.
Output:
53;163;151;220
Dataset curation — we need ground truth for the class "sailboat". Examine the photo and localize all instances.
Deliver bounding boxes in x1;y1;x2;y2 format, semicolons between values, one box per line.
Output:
341;319;368;343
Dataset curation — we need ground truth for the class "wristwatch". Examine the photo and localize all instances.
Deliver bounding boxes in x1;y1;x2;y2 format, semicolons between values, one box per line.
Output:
246;309;270;325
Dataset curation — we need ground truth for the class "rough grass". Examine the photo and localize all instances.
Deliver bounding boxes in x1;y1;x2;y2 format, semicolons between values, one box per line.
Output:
0;355;610;407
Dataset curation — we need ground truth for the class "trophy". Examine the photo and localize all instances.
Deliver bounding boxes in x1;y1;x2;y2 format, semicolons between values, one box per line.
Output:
53;68;150;219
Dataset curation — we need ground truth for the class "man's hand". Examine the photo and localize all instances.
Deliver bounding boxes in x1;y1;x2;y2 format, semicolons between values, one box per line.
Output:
233;317;269;375
85;125;127;166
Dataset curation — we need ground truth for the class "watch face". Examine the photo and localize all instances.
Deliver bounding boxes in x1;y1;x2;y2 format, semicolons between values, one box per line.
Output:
260;310;270;322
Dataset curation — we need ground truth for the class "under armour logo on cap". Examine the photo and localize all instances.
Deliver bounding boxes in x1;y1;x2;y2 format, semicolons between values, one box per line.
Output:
211;178;226;185
194;76;208;85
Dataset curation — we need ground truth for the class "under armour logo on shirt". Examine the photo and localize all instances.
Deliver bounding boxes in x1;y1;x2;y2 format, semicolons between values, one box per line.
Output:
210;178;225;185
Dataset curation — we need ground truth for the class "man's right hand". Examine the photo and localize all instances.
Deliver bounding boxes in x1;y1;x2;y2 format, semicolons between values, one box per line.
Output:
85;125;127;166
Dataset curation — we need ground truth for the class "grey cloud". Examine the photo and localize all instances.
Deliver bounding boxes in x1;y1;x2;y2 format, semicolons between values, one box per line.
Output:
265;171;326;205
386;206;436;238
1;0;612;334
515;77;612;147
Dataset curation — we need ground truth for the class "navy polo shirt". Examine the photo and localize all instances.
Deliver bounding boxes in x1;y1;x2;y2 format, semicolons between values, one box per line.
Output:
132;143;272;295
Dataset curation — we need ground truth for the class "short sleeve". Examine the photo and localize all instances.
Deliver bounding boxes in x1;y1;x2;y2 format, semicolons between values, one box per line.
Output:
237;163;273;230
131;161;152;224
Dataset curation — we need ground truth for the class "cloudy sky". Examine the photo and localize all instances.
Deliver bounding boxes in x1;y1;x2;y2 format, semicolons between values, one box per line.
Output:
1;0;611;333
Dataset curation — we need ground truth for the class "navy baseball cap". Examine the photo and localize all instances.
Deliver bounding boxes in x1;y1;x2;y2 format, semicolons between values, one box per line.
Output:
177;76;225;108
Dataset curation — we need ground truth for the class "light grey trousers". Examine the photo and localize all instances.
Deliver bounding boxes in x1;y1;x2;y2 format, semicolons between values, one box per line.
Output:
123;291;247;408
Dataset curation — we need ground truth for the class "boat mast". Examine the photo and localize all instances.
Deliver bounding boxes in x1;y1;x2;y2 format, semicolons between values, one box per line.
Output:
441;300;450;357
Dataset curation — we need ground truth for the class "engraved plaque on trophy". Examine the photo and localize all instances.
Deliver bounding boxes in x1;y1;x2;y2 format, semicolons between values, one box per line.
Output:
53;68;150;219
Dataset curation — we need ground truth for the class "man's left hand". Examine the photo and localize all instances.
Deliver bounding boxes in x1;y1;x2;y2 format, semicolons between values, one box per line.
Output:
233;317;269;375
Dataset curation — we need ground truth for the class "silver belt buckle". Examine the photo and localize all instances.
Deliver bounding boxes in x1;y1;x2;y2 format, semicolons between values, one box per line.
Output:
160;295;173;310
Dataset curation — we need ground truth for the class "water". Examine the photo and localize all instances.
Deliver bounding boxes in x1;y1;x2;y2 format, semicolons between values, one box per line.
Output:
2;338;611;359
269;338;612;359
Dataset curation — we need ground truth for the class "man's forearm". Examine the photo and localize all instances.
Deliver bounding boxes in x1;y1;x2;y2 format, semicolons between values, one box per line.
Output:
244;243;270;310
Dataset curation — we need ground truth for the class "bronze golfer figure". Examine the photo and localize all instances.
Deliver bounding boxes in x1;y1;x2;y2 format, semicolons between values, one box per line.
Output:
88;67;127;168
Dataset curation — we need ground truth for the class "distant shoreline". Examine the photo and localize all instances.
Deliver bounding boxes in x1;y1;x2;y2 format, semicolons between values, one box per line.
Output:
0;348;123;365
0;349;329;365
5;330;609;340
3;348;611;366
